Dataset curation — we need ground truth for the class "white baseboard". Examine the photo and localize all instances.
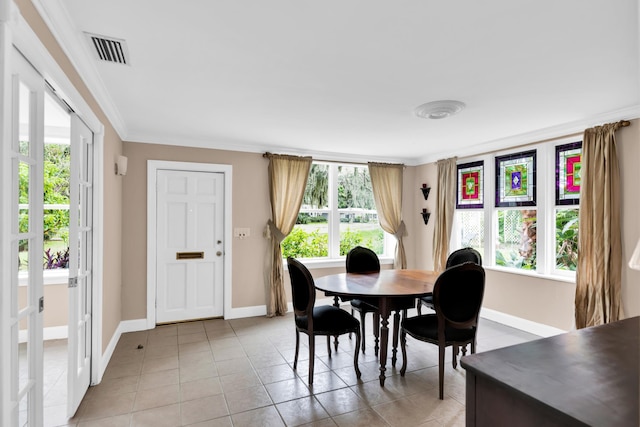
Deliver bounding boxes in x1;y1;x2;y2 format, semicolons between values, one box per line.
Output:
119;318;150;333
225;301;300;319
95;318;153;385
480;308;567;337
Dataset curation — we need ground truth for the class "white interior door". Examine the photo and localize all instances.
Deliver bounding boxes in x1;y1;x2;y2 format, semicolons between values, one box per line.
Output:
67;113;93;417
156;170;224;323
11;48;45;427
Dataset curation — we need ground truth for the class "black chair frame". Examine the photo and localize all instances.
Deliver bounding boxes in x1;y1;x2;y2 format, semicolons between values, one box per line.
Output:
417;247;482;315
401;262;485;399
287;257;362;384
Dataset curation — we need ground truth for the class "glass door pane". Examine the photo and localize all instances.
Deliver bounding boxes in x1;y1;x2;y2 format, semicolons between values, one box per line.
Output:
10;48;45;427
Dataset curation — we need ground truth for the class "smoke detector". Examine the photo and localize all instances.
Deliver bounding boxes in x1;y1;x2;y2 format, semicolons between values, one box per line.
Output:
415;100;466;119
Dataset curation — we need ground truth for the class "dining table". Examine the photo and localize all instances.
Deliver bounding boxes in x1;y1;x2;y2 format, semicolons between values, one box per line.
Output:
314;269;438;386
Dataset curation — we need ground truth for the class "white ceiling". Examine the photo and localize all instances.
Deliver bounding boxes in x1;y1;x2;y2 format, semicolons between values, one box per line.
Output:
35;0;639;165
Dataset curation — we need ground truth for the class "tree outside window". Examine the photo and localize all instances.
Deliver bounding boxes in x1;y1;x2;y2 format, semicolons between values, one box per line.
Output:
282;162;385;259
19;141;70;270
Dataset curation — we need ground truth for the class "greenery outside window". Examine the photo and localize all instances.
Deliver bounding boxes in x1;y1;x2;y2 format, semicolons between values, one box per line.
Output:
18;90;71;276
554;141;582;272
19;142;70;272
282;162;387;260
453;140;580;277
495;208;537;270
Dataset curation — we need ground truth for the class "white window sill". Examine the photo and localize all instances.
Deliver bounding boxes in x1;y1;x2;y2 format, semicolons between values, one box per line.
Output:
18;269;69;287
483;265;576;283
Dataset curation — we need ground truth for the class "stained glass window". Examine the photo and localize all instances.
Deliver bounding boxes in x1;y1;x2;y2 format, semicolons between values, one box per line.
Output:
495;150;536;207
456;161;484;209
555;141;582;205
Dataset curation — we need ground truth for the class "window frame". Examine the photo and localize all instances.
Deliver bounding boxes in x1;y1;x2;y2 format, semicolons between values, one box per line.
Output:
285;161;393;266
452;137;579;280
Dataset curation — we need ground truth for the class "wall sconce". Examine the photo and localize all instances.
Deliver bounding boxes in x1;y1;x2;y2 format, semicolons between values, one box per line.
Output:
420;183;431;200
421;208;431;225
115;155;128;176
629;238;640;270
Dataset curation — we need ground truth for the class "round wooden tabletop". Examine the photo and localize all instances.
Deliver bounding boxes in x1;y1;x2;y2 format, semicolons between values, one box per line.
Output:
314;269;438;298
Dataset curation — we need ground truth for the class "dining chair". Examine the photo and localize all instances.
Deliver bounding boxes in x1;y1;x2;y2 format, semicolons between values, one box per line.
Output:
400;262;485;399
286;257;362;384
417;247;482;315
346;246;381;355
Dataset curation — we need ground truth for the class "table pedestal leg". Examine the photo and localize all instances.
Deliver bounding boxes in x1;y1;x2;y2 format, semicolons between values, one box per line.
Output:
379;314;389;386
391;311;400;366
333;296;340;351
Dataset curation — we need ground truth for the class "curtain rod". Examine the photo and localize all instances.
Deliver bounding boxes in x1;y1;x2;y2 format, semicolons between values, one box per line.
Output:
619;120;631;127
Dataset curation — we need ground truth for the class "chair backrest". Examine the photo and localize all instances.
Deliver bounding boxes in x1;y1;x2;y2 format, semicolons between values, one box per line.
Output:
346;246;381;273
446;247;482;269
433;262;485;330
287;257;315;317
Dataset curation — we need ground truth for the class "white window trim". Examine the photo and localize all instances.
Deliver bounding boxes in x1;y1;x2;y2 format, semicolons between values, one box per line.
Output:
454;136;580;281
286;161;391;264
19;269;68;286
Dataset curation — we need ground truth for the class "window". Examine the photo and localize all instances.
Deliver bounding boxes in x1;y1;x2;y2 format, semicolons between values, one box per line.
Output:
18;91;71;273
494;150;537;270
42;141;70;269
554;142;582;272
282;162;387;260
453;139;580;277
452;161;485;258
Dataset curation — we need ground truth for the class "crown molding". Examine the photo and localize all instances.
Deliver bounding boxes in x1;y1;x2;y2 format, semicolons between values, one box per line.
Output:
415;105;640;165
30;0;127;139
125;130;411;166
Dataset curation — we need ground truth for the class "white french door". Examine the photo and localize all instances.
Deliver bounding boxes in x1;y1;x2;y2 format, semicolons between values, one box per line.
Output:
156;170;224;323
11;48;45;427
67;114;93;417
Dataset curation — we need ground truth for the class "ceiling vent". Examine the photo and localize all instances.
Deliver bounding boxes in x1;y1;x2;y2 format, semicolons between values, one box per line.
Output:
85;33;130;65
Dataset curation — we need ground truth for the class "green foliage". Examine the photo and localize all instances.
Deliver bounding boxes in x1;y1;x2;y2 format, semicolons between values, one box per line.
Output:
555;208;579;271
495;210;536;270
495;249;524;269
18;142;71;268
337;166;375;209
303;164;329;208
282;227;384;259
339;229;365;256
339;228;384;256
296;213;326;225
281;228;328;258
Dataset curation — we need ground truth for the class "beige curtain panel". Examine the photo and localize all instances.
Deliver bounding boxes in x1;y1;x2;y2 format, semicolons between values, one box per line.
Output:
265;153;312;316
368;162;407;269
432;157;458;272
575;122;624;328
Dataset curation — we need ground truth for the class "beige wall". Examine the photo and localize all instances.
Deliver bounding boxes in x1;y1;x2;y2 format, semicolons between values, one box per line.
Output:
121;142;420;320
411;120;640;331
123;123;638;331
618;122;640;318
18;0;124;353
412;163;438;270
121;143;271;318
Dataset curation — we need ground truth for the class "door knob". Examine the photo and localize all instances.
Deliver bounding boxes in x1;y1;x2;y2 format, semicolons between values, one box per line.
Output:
216;251;222;256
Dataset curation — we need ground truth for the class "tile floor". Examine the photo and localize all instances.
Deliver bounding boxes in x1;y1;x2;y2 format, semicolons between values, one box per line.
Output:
43;309;540;426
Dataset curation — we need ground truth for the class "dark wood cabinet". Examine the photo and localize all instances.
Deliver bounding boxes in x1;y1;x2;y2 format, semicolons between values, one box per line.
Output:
461;317;639;427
